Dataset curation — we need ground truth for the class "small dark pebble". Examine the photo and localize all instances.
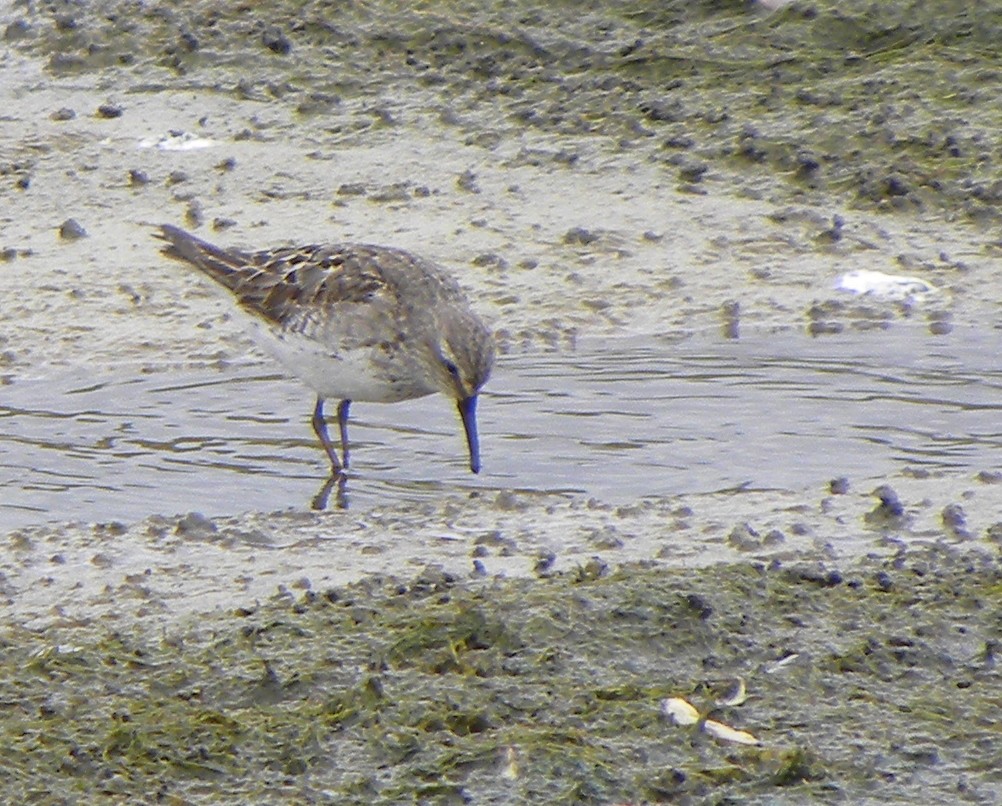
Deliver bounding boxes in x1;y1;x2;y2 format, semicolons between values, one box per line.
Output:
563;226;599;246
928;318;953;335
16;176;29;190
96;103;123;119
865;484;905;524
128;169;150;187
882;173;911;197
683;593;713;620
262;26;292;55
337;182;367;196
368;186;410;204
457;169;480;193
574;558;609;582
51;107;76;121
58;219;87;240
678;162;708;183
942;503;971;539
796;150;822;180
0;247;18;262
876;486;904;515
875;570;894;591
789;566;842;588
472;252;507;269
212;218;237;231
533;552;556;576
215;157;237;172
641;99;682;122
829;477;850;494
54;14;79;31
175;511;217;536
727;522;761;551
763;529;785;545
664;133;694;149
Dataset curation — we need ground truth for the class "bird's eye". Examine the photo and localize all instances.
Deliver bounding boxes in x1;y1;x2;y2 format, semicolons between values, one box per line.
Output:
443;360;460;379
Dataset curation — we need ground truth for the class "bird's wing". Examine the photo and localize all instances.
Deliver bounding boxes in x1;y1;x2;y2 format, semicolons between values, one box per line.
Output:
157;225;396;328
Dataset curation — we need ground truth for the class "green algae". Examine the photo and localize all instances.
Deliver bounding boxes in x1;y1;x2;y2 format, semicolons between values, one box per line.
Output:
0;547;999;802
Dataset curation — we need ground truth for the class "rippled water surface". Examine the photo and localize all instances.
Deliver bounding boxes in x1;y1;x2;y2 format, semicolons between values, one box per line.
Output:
1;327;999;530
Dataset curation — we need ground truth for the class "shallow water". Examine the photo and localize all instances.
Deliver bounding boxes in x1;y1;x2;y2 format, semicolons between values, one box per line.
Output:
1;326;999;531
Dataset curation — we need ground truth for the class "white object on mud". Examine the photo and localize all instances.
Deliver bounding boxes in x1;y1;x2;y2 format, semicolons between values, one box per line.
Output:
835;269;937;300
662;697;700;726
138;131;218;151
702;720;761;746
661;697;762;746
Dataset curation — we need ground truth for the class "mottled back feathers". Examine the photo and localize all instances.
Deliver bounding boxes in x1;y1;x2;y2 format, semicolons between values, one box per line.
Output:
157;225;413;326
156;224;494;397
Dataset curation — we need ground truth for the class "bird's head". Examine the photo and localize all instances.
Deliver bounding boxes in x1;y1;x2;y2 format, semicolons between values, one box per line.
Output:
429;314;495;473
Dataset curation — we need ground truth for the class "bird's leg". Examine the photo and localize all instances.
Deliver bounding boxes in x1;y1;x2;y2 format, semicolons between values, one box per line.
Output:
312;397;344;475
337;399;352;469
311;473;348;511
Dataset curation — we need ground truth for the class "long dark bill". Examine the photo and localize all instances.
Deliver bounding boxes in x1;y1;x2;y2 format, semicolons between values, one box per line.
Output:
457;395;481;474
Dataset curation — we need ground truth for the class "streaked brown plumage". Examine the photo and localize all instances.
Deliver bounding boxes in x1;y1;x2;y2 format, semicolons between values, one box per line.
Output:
156;224;495;475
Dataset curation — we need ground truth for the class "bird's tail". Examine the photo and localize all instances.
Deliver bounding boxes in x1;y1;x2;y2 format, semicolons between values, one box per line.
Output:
155;224;252;291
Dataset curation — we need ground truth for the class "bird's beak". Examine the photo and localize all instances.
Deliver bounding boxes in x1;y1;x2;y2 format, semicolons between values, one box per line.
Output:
457;395;481;473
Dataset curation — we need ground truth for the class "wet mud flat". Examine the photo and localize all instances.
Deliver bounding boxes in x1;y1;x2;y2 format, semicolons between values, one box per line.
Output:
1;0;1002;803
1;545;999;804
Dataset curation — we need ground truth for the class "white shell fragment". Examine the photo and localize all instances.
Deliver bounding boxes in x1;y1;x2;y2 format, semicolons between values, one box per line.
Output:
662;697;700;726
500;746;519;780
718;677;748;707
138;131;218;151
661;696;762;746
835;269;936;300
764;653;801;673
703;719;761;746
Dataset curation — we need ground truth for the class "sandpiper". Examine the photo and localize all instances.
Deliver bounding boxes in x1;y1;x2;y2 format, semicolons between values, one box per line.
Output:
156;224;495;475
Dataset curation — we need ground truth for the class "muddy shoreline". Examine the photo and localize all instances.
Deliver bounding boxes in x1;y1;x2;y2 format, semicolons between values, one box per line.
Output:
1;0;1001;802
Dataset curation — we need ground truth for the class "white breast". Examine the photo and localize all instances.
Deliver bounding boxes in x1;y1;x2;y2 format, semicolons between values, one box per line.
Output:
245;318;436;403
